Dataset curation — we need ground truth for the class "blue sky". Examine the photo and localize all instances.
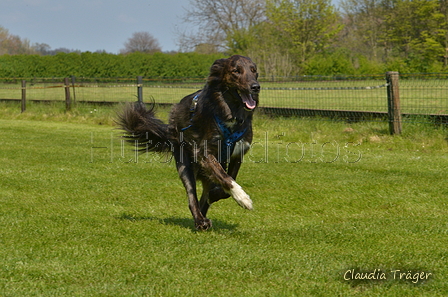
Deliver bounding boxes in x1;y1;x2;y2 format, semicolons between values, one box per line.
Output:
1;0;195;53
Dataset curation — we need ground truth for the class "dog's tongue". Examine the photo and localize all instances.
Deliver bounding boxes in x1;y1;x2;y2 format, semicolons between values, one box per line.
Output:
241;93;257;110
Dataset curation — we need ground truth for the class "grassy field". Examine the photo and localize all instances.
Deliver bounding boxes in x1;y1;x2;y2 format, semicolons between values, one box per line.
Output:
1;78;447;114
1;103;448;296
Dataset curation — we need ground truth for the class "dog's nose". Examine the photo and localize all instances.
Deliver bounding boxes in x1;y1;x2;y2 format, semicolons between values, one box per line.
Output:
251;83;260;93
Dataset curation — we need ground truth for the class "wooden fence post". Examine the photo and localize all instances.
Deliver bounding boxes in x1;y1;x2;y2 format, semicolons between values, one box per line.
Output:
137;76;143;103
64;77;71;111
386;71;402;135
21;80;26;113
71;76;76;103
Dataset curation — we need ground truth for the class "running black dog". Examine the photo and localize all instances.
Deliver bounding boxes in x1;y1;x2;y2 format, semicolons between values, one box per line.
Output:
117;55;260;230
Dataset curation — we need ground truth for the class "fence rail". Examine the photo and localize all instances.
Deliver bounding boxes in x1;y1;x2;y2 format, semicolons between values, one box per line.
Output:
1;73;447;133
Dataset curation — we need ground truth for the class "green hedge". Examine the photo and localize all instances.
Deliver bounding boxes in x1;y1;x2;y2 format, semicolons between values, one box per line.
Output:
0;52;225;78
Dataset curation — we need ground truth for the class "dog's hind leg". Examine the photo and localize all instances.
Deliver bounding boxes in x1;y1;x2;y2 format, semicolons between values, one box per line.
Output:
174;147;212;230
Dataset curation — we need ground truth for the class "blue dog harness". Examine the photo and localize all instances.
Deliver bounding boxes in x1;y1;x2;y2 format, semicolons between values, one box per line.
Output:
214;115;248;163
181;92;248;162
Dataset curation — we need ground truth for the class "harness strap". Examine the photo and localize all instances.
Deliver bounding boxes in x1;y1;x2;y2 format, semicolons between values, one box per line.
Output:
214;115;247;163
181;93;200;132
190;93;200;111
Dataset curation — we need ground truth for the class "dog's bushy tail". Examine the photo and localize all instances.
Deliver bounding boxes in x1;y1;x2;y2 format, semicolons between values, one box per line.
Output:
116;102;172;153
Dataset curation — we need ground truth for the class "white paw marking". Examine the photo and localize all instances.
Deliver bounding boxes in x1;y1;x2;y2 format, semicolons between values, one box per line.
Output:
230;181;253;210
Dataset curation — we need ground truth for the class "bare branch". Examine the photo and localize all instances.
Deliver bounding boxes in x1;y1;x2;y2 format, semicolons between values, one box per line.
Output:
178;0;265;51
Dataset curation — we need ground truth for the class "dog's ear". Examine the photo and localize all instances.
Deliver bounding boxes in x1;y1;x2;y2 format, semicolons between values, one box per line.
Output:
209;58;228;81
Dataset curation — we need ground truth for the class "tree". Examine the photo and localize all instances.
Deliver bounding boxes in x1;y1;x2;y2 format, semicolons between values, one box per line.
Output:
266;0;342;69
228;21;297;77
441;0;448;67
33;43;51;55
120;32;162;54
0;25;38;55
177;0;265;52
340;0;385;62
0;26;9;55
381;0;445;71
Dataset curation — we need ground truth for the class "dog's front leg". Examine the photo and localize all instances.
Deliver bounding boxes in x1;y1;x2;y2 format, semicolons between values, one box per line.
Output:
199;180;212;216
204;156;243;214
174;147;212;230
201;155;253;210
204;140;249;212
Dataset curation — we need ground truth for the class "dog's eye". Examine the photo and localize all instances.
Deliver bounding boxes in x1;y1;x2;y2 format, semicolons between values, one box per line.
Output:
232;68;240;74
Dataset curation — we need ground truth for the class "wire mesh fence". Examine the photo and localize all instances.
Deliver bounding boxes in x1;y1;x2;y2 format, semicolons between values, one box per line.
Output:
399;75;448;115
261;79;388;112
1;73;447;128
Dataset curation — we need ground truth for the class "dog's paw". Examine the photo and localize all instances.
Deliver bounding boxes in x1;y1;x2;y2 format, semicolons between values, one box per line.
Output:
195;218;212;231
230;181;253;210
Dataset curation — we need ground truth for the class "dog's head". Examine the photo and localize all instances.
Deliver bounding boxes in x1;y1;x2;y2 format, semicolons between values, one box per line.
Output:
209;55;260;111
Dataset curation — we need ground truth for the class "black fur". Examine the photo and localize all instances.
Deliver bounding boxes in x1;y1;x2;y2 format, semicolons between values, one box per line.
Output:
117;55;260;230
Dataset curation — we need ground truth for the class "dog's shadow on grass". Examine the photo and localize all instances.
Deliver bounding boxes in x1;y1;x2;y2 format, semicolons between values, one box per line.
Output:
117;213;239;232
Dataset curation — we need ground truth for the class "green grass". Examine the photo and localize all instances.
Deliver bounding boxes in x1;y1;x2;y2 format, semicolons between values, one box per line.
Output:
1;103;448;296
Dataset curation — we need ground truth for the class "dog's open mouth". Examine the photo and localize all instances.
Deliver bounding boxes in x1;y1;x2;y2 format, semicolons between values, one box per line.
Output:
238;91;257;111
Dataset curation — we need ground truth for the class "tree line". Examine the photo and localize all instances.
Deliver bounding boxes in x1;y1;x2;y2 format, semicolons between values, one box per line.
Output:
1;0;448;77
180;0;448;75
